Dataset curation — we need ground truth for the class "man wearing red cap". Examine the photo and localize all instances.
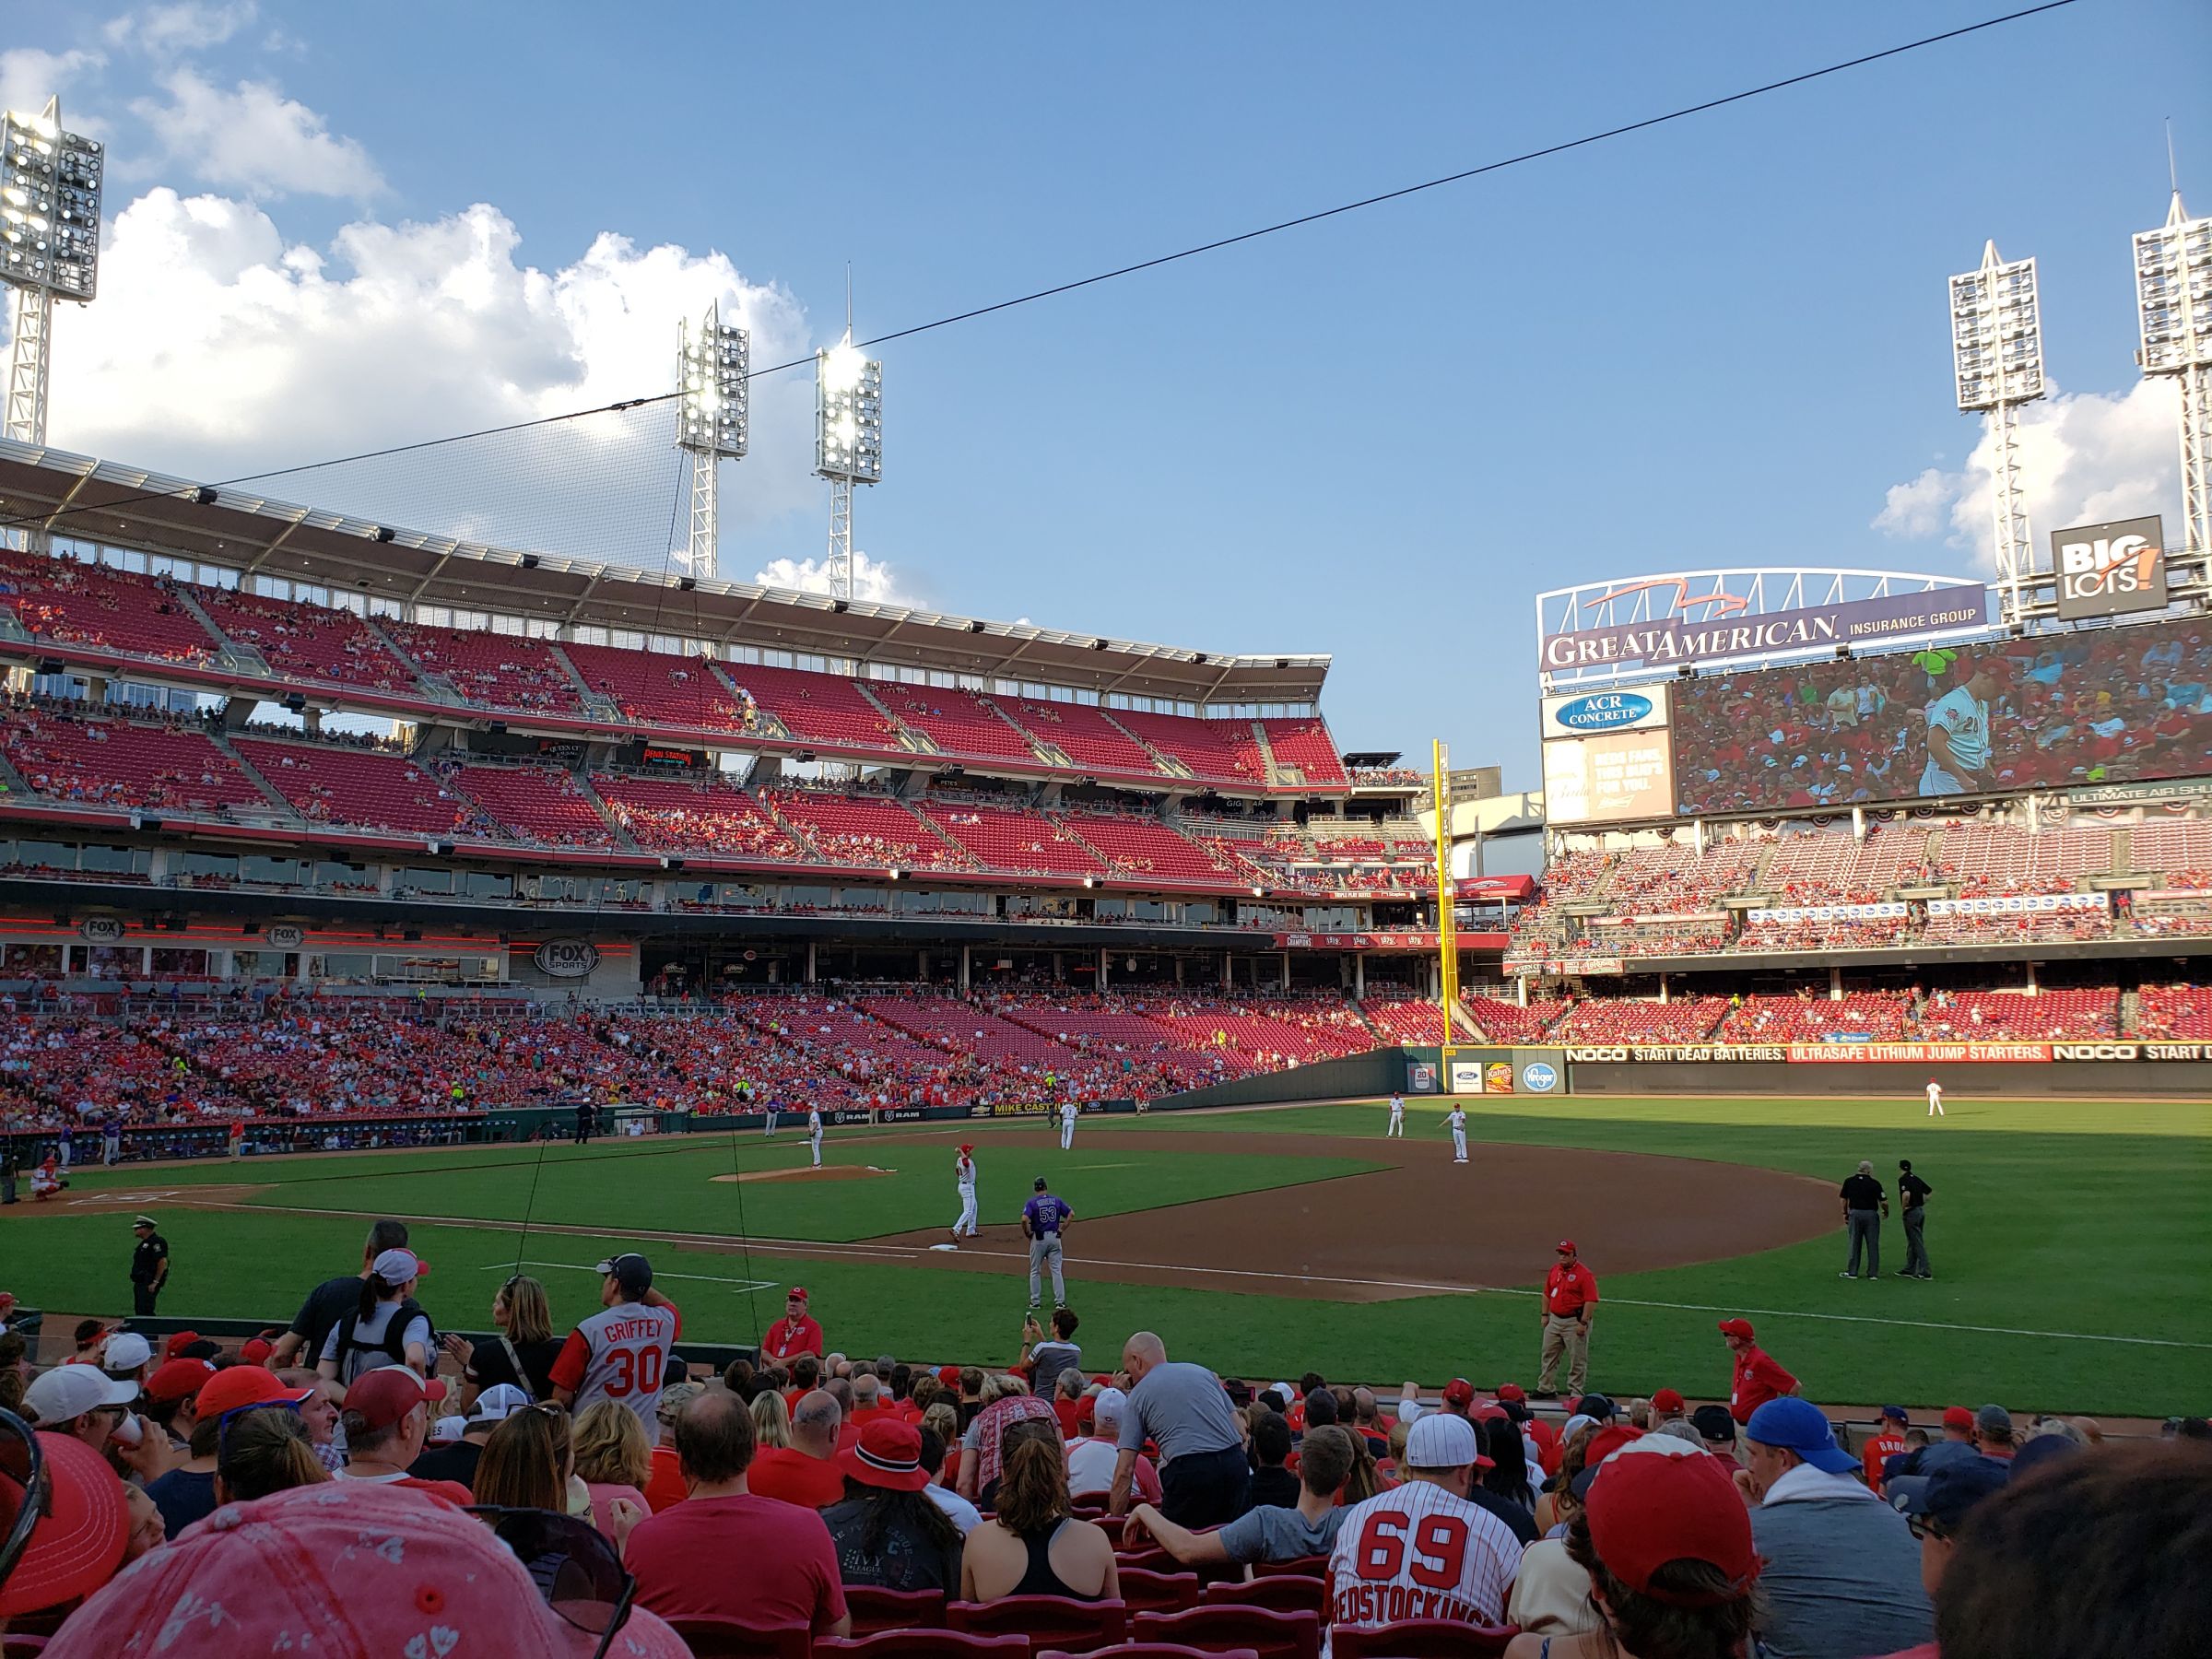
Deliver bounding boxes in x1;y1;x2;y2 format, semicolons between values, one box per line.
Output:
1719;1318;1798;1424
334;1365;469;1504
763;1287;825;1363
950;1144;979;1243
1536;1240;1598;1398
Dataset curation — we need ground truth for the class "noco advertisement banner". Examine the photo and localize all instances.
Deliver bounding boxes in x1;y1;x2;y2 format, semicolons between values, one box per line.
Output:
1670;611;2212;818
2051;515;2168;620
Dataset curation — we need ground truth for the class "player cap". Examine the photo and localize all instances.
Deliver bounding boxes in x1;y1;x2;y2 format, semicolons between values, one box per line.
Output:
341;1365;447;1432
594;1253;653;1296
959;1143;973;1154
1583;1438;1759;1606
100;1332;153;1373
1942;1405;1976;1432
1745;1398;1857;1475
25;1364;142;1422
370;1248;429;1282
1716;1317;1755;1340
1881;1405;1910;1423
1555;1239;1578;1254
1406;1411;1490;1471
1033;1176;1048;1191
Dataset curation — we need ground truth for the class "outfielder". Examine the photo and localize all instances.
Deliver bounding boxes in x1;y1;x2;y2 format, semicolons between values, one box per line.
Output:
1924;1078;1945;1118
1387;1092;1405;1137
1445;1103;1468;1164
950;1143;980;1241
1022;1175;1073;1309
807;1104;824;1168
1059;1098;1077;1150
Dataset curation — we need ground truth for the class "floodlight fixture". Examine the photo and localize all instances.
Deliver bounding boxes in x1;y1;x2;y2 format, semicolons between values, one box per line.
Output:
673;299;749;582
1948;241;2046;615
2136;190;2212;558
2;97;103;454
815;325;883;603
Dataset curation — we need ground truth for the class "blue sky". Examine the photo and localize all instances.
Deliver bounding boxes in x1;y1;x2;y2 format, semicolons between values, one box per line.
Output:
4;0;2206;786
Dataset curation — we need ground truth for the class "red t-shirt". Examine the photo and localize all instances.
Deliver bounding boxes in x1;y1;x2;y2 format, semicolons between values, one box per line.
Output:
1054;1397;1086;1440
746;1446;848;1509
1544;1263;1599;1317
761;1314;824;1361
627;1492;847;1630
333;1472;474;1507
1728;1347;1798;1424
643;1444;688;1512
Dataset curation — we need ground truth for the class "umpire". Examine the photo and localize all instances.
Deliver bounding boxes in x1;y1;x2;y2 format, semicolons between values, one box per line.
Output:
1839;1159;1888;1280
1897;1159;1934;1278
129;1214;170;1315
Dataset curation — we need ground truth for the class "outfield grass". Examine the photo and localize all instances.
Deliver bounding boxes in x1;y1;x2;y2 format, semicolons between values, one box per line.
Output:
4;1096;2204;1415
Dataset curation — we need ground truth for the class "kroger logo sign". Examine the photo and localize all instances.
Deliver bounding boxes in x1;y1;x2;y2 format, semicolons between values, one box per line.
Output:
1521;1061;1559;1093
1551;692;1653;734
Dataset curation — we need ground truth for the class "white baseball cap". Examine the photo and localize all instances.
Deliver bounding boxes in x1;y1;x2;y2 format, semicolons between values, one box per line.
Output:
470;1384;534;1424
101;1332;153;1372
429;1413;469;1442
26;1364;141;1424
1406;1411;1489;1471
1090;1386;1129;1430
370;1248;427;1283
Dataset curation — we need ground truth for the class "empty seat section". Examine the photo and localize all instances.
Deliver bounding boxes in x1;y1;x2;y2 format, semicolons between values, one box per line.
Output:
591;773;803;859
1110;712;1265;786
1002;700;1166;777
2128;820;2212;883
2;711;266;813
452;765;615;847
0;550;219;664
1551;997;1727;1042
1259;719;1347;786
1359;998;1453;1044
921;802;1106;877
1460;995;1559;1043
862;997;1077;1065
233;739;487;837
1920;988;2118;1039
769;790;969;870
382;623;586;715
1063;815;1250;883
727;664;906;751
1761;828;1925;903
2137;983;2212;1038
563;642;755;733
869;683;1039;764
197;589;417;692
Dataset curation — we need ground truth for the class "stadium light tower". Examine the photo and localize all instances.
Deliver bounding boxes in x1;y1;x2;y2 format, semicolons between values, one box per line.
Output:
2135;190;2212;563
1949;241;2045;619
673;300;747;582
814;327;882;603
2;98;103;453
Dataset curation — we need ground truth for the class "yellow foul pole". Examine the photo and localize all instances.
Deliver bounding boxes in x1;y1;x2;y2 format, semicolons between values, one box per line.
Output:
1431;739;1459;1071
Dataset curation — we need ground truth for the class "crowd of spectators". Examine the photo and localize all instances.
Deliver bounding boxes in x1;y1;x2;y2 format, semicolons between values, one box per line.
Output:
2;1228;2203;1656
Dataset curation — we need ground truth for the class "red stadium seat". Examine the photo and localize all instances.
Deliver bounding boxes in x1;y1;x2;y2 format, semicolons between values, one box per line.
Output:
1042;1649;1254;1659
1249;1558;1330;1580
1116;1568;1203;1613
1201;1576;1324;1614
818;1635;1028;1659
947;1597;1127;1653
1131;1606;1321;1659
664;1618;813;1659
843;1587;948;1635
1327;1619;1520;1659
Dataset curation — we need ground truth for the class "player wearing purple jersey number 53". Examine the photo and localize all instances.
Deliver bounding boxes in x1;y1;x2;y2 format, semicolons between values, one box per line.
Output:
1021;1178;1074;1310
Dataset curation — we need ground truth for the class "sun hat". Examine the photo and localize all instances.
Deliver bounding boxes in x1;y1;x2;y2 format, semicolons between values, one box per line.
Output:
34;1479;690;1656
839;1418;935;1491
1583;1438;1761;1606
1745;1397;1857;1475
1406;1412;1490;1471
0;1431;130;1618
196;1366;316;1420
25;1366;139;1425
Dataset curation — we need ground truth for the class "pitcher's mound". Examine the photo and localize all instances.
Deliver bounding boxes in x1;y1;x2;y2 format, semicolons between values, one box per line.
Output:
712;1165;890;1185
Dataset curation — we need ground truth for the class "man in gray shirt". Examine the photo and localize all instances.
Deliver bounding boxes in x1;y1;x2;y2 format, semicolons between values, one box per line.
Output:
1108;1330;1250;1525
1124;1423;1356;1566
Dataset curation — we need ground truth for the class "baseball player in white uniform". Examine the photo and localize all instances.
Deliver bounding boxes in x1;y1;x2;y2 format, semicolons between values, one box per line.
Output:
1925;1078;1946;1117
1446;1104;1468;1164
1059;1098;1077;1151
950;1142;980;1241
1920;657;2005;797
807;1105;824;1168
1388;1092;1406;1136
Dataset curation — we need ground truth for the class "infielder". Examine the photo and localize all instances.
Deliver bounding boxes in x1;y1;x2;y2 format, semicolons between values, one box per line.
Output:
1022;1176;1073;1309
807;1105;824;1168
950;1143;980;1242
1059;1098;1077;1151
1445;1103;1468;1164
1924;1078;1945;1118
1387;1092;1406;1137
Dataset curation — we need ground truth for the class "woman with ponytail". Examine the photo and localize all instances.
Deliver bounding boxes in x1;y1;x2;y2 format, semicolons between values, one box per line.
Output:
315;1248;433;1384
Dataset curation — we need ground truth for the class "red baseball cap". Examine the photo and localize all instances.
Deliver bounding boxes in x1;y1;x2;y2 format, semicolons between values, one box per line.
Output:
1584;1441;1760;1606
1442;1379;1477;1408
936;1364;963;1387
199;1365;317;1420
1569;1424;1647;1499
0;1431;130;1618
1652;1388;1687;1415
145;1358;217;1404
1717;1318;1755;1340
1495;1382;1527;1405
339;1365;446;1431
839;1418;935;1492
786;1286;809;1301
1556;1240;1578;1254
1942;1406;1976;1432
164;1330;204;1359
959;1144;974;1154
240;1336;275;1365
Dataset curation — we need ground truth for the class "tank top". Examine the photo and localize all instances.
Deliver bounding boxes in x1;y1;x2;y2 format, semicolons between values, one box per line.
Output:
1010;1518;1097;1600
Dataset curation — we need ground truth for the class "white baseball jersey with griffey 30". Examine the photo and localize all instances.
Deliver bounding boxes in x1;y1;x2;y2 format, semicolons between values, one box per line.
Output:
1326;1482;1522;1631
549;1299;682;1443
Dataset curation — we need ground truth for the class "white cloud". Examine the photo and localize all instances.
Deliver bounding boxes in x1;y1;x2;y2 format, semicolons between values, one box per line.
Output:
0;47;107;121
104;2;258;54
753;550;918;606
131;68;382;198
1874;380;2182;565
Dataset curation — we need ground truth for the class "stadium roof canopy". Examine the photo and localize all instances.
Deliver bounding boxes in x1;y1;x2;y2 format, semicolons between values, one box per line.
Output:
0;439;1332;709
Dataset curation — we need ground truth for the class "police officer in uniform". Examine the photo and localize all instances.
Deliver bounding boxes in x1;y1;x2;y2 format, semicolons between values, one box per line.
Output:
129;1214;170;1315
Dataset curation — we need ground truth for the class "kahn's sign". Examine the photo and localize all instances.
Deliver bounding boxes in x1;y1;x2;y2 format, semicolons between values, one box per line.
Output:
1543;688;1667;736
2051;515;2167;620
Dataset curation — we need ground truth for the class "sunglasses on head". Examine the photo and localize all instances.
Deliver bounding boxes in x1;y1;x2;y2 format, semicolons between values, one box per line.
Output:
1904;1514;1947;1543
467;1506;635;1659
217;1397;304;1459
0;1406;51;1596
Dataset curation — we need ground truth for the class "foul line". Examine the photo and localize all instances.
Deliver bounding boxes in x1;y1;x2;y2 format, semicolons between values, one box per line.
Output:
481;1258;779;1293
184;1197;2206;1352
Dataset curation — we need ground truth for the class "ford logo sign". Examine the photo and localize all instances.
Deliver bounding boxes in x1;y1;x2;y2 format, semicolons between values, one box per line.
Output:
1551;692;1654;733
1522;1061;1559;1092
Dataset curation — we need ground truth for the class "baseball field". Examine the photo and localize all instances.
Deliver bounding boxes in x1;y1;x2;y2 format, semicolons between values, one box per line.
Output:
4;1093;2206;1416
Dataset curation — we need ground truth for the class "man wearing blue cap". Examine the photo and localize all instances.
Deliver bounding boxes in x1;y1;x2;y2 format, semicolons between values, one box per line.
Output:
1741;1396;1933;1659
1891;1457;2009;1609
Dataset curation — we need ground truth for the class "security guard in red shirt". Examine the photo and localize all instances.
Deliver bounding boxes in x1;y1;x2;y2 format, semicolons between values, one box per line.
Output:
1535;1238;1598;1397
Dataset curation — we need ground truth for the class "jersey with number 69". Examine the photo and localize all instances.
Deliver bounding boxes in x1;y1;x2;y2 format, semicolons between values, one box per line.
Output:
1326;1480;1523;1630
549;1299;683;1442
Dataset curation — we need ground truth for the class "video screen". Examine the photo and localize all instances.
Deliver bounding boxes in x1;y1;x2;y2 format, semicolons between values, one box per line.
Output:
1669;614;2212;816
